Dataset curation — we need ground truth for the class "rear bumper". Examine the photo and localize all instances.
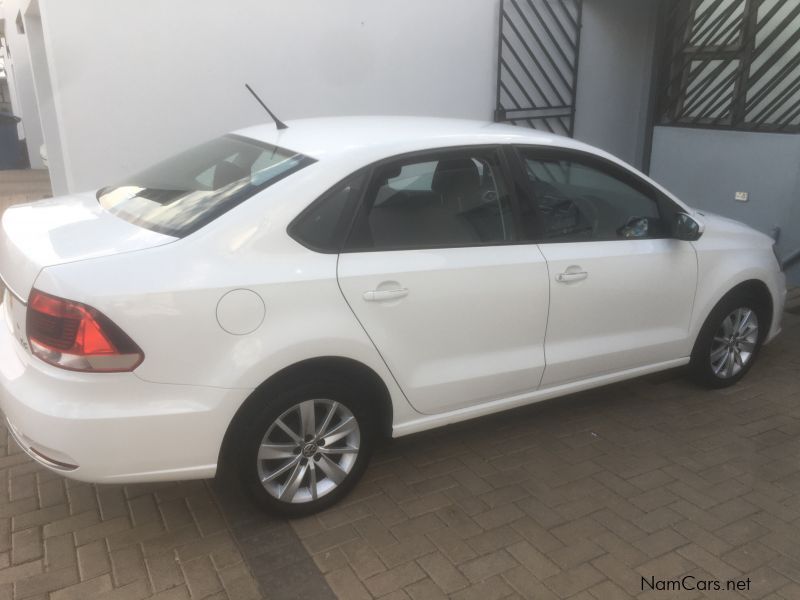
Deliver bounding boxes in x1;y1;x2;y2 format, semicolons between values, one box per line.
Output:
0;305;250;483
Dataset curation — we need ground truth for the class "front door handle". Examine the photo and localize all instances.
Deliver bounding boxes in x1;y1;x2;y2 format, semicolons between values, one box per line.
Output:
363;288;409;302
556;270;588;283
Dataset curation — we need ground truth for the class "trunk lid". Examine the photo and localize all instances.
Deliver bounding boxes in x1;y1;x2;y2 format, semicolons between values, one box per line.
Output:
0;192;176;302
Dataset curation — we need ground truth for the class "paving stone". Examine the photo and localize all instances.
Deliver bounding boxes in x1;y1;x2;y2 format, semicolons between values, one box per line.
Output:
502;565;559;600
363;561;426;597
13;565;79;599
340;539;386;580
65;484;99;516
75;517;132;546
110;546;148;587
633;527;689;558
506;540;560;580
180;555;222;599
11;527;42;565
326;566;371;600
450;575;515;600
43;510;101;538
12;504;68;531
458;549;518;584
127;496;161;527
144;552;183;593
217;562;262;600
374;534;434;569
0;558;43;584
77;540;112;580
50;574;114;600
544;563;605;598
417;551;469;594
465;525;522;555
404;577;448;600
44;533;78;571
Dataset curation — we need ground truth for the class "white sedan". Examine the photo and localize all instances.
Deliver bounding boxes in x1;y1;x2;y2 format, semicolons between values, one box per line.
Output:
0;117;786;515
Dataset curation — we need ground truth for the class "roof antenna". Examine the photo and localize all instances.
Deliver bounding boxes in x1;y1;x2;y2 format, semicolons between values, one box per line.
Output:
245;83;288;130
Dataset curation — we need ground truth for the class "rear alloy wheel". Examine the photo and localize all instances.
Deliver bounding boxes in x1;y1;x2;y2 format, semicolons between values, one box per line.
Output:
257;399;361;504
690;291;766;388
240;381;374;516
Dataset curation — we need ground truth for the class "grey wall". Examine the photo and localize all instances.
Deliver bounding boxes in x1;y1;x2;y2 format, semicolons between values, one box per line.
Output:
650;126;800;284
573;0;659;169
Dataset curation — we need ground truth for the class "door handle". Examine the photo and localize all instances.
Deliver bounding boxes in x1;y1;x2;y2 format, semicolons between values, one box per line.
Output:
363;288;409;302
556;271;588;283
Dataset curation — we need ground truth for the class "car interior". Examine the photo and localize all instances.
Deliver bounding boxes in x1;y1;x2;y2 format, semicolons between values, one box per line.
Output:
363;157;513;249
522;157;666;242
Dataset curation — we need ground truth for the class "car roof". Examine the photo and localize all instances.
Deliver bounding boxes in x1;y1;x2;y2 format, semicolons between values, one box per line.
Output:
232;116;692;215
234;116;593;161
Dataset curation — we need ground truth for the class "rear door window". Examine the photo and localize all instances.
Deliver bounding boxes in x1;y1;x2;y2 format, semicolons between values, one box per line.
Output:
98;135;315;237
345;149;515;251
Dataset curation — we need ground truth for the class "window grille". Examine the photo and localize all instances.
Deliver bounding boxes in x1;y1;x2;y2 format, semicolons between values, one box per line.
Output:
658;0;800;133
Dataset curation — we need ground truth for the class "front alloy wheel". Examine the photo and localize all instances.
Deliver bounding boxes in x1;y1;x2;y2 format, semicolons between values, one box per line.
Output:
690;289;766;388
257;399;361;504
709;307;759;379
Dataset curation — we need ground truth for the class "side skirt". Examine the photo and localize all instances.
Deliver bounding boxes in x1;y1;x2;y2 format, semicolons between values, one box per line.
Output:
391;357;690;437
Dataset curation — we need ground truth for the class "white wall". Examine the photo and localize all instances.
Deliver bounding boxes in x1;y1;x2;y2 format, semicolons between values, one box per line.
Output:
38;0;503;194
23;0;68;190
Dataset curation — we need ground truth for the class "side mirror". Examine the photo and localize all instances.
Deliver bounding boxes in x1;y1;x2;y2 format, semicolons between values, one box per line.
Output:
674;213;704;241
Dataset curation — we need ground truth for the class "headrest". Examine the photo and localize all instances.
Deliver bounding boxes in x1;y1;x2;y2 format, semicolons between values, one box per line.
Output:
431;158;480;195
213;161;248;190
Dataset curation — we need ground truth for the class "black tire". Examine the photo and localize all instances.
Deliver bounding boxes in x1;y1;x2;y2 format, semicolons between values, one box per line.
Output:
689;288;767;389
237;377;375;517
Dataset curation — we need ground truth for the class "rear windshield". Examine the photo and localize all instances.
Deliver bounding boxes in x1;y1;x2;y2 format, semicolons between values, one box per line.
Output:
98;135;315;237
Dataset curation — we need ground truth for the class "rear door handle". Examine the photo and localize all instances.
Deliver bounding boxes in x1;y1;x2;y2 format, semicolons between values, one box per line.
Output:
363;288;409;302
556;271;588;283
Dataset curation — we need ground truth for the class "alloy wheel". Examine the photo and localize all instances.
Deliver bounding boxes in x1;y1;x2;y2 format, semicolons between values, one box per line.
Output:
709;307;759;379
256;399;361;503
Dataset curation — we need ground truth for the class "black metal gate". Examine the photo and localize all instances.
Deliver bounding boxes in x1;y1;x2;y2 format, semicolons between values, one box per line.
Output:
494;0;583;136
657;0;800;133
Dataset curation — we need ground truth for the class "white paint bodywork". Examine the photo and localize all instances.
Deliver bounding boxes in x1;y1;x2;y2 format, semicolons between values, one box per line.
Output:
0;117;786;483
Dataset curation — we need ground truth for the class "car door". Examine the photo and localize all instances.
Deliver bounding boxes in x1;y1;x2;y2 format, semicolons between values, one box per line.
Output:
511;146;698;387
336;147;550;415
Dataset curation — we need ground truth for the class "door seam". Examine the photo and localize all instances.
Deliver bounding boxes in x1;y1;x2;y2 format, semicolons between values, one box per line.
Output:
334;253;422;416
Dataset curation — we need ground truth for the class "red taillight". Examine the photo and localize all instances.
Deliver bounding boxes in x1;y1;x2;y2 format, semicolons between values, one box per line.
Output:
26;290;144;372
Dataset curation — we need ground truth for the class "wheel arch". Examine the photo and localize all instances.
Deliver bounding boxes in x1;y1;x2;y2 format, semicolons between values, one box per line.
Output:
729;279;774;328
693;278;774;351
218;356;393;464
712;279;774;333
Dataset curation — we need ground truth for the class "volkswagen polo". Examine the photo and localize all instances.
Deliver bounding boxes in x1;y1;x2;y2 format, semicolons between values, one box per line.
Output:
0;117;786;515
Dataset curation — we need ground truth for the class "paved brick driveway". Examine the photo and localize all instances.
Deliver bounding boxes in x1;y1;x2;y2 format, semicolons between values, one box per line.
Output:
2;170;800;599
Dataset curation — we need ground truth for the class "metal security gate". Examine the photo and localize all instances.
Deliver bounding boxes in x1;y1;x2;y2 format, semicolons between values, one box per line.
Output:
494;0;583;136
657;0;800;133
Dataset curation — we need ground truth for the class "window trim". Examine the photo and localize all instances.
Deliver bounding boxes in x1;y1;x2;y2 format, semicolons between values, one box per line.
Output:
287;169;369;254
509;145;683;244
340;145;523;254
